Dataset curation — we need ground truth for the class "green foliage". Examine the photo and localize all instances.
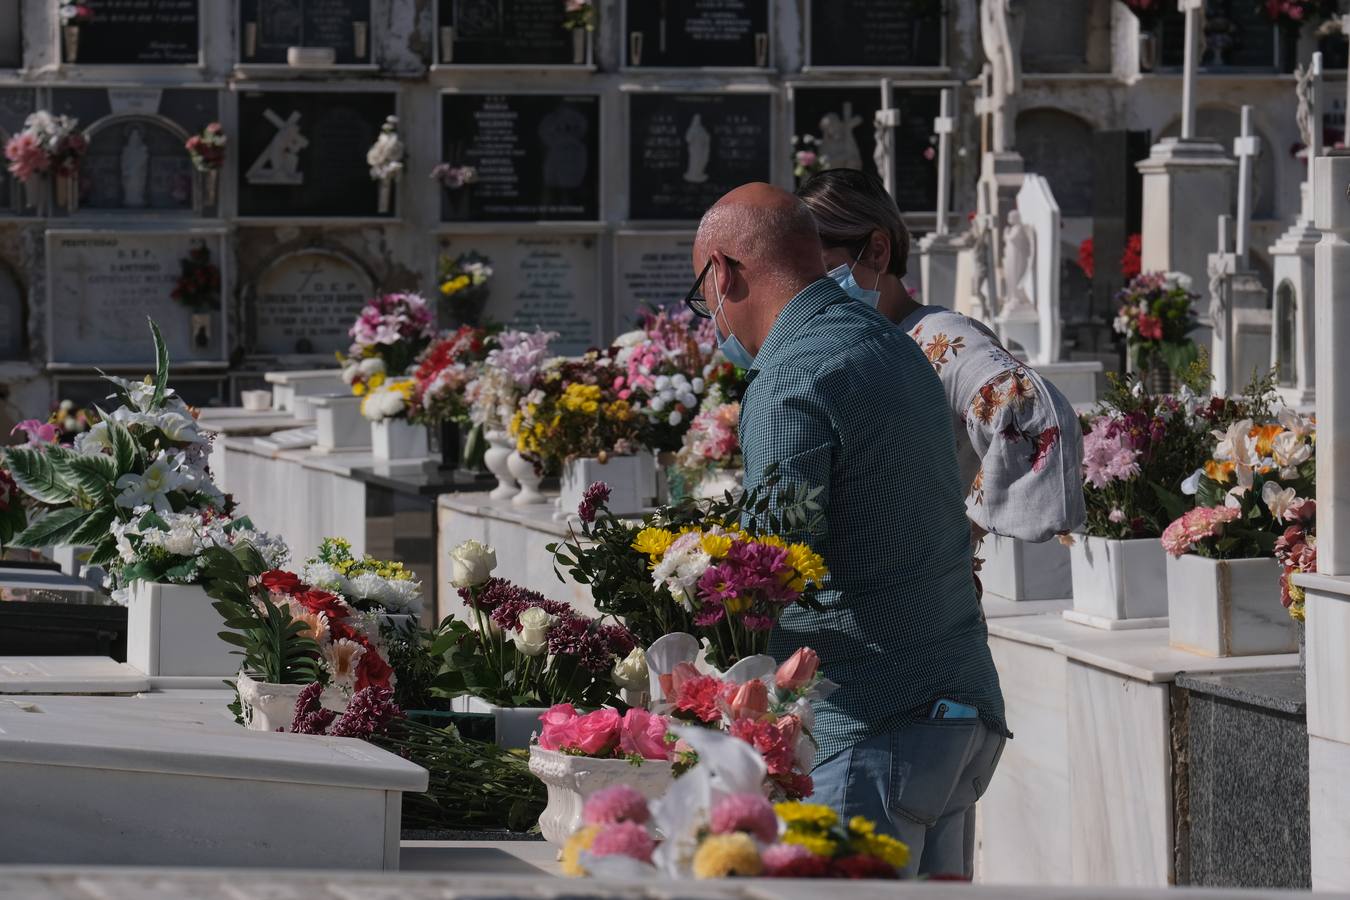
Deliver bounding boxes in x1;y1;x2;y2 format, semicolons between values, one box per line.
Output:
149;316;170;410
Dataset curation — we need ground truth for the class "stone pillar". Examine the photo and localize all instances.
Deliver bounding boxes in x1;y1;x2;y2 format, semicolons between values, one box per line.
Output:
1137;138;1236;348
1314;152;1350;576
918;232;963;308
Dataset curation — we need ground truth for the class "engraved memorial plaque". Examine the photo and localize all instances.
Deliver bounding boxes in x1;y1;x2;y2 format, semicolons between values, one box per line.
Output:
239;0;373;65
249;250;374;356
624;0;769;69
809;0;943;68
439;0;575;66
64;0;200;65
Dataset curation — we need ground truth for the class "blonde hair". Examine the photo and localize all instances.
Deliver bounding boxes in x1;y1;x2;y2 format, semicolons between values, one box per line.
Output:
796;169;910;278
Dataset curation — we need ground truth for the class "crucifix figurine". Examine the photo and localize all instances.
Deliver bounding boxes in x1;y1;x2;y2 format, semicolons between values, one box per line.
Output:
1180;0;1205;140
873;79;900;198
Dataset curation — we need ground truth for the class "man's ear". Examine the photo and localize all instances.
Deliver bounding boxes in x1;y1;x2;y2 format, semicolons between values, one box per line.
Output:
868;230;892;275
710;250;736;300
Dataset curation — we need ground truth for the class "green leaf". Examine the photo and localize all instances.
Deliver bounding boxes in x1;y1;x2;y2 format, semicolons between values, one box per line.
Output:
67;507;116;546
149;317;170;410
59;453;119;500
3;447;74;505
106;418;139;476
10;507;90;548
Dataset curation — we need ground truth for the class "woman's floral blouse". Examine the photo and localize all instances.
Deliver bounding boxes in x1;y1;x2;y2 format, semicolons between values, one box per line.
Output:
900;306;1086;543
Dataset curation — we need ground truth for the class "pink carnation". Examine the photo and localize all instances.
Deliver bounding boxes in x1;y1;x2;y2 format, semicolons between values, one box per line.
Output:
1160;505;1242;558
762;842;821;874
590;821;655;864
584;784;651;826
710;793;779;843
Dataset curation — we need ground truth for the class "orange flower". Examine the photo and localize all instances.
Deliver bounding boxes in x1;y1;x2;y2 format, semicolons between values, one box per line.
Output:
1204;459;1236;483
1250;423;1284;458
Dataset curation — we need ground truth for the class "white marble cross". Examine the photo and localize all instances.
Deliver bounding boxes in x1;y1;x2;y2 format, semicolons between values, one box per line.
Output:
874;78;900;198
1232;105;1260;265
974;65;995;155
934;89;955;236
1180;0;1205;140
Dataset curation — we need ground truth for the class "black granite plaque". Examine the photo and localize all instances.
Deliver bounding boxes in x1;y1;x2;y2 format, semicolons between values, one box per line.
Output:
440;93;600;222
0;0;20;69
792;86;883;184
240;0;374;65
628;93;772;221
809;0;943;68
885;86;940;216
1160;1;1277;70
64;0;200;65
624;0;769;68
439;0;576;65
237;90;394;218
1319;30;1348;71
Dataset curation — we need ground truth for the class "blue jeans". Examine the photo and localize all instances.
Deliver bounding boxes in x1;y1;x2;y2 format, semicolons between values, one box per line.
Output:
809;719;1005;879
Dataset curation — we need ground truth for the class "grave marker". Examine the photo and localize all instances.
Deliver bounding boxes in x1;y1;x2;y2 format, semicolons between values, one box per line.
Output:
624;0;769;69
437;0;576;66
240;0;372;66
64;0;200;66
614;231;697;328
248;250;374;357
808;0;943;68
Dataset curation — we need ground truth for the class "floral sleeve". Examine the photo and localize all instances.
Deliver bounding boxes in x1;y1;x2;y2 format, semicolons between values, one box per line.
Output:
964;368;1086;543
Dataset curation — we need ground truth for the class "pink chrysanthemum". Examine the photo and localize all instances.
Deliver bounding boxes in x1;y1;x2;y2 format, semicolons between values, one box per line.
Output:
710;793;779;843
762;842;820;873
583;784;651;826
590;821;655;863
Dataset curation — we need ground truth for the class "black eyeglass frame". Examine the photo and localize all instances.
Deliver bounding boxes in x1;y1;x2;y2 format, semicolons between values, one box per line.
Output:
684;255;739;319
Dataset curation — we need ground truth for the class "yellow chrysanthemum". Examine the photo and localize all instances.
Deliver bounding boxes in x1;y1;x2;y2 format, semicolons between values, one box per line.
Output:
368;373;386;390
780;830;838;858
561;824;601;877
561;383;603;414
848;816;875;836
851;831;910;869
701;533;733;559
691;832;763;879
775;802;838;830
757;535;787;550
352;382;367;397
723;595;751;615
786;543;828;590
633;527;676;559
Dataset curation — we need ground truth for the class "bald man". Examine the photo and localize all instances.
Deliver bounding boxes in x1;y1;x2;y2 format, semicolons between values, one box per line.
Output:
688;184;1007;879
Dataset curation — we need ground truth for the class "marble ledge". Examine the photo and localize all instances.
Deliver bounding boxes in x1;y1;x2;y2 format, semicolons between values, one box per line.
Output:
221;436;379;478
1293;571;1350;600
981;596;1070;620
987;613;1299;684
0;657;149;696
439;491;576;539
1173;669;1306;715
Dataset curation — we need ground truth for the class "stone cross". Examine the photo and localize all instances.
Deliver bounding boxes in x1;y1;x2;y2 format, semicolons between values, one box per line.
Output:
974;65;995;157
1180;0;1205;140
874;78;900;199
1208;214;1237;391
1233;105;1261;266
934;89;955;236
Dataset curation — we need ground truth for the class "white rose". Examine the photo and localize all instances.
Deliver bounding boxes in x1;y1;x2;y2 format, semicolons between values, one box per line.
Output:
450;540;497;588
513;607;554;657
611;647;649;691
518;606;554;632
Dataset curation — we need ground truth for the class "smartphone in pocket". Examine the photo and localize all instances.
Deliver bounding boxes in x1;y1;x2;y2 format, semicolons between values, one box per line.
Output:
930;698;979;720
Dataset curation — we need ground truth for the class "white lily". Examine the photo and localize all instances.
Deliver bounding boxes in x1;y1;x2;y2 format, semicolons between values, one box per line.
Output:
114;457;192;513
1262;482;1298;522
1213;419;1258;466
1271;430;1312;472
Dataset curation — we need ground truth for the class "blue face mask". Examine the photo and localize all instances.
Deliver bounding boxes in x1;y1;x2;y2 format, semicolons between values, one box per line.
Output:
828;253;882;308
710;266;755;370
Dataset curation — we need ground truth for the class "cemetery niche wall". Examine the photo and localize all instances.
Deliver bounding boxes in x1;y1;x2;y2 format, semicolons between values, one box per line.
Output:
238;0;375;67
244;247;376;359
439;93;601;222
60;0;201;67
0;88;36;215
622;0;771;69
436;0;582;66
627;91;773;221
237;89;397;219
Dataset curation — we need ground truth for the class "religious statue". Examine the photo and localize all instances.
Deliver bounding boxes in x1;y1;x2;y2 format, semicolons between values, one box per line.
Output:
1000;210;1035;315
120;127;149;209
979;0;1025;154
1294;60;1317;151
246;109;307;186
872;110;893;181
539;106;589;190
684;114;711;184
819;104;863;171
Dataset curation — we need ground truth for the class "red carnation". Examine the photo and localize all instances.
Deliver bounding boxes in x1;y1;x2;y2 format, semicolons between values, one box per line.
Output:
293;588;348;619
355;645;395;691
1137;314;1164;341
260;570;304;595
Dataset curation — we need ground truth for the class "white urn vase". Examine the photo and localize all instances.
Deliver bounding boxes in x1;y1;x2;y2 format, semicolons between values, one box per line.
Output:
528;747;674;845
695;469;743;500
236;672;347;733
484;429;519;501
126;581;236;677
1166;554;1296;657
1064;535;1169;629
507;451;547;506
371;418;428;461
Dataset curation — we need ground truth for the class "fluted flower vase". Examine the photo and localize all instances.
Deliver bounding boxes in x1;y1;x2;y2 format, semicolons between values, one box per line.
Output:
507;451;547;506
528;747;673;845
484;429;519;501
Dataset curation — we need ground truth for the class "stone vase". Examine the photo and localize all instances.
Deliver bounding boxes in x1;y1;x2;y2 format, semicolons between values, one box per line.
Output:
484;429;519;501
1166;554;1296;657
236;672;309;733
695;468;743;500
557;452;656;520
1137;31;1157;73
377;178;393;214
979;534;1071;602
507;451;547;506
371;418;428;461
528;747;674;845
353;21;369;59
126;581;237;677
1066;535;1169;628
572;28;587;65
439;26;454;63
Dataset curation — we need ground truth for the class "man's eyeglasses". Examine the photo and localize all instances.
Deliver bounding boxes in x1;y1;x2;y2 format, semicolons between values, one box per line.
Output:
684;256;739;319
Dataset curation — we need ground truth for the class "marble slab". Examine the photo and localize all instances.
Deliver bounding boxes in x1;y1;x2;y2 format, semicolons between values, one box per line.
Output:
0;657;149;695
1310;735;1350;891
982;596;1070;620
1302;578;1350;744
0;566;100;594
1066;660;1172;886
1061;609;1168;632
980;535;1072;602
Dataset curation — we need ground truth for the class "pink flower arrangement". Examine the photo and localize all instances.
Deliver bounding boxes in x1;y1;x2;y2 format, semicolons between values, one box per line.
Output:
1274;500;1317;619
349;292;435;350
537;704;672;760
10;419;60;448
1081;417;1142;490
1261;0;1336;26
676;402;741;481
1160;505;1242;558
4;133;48;182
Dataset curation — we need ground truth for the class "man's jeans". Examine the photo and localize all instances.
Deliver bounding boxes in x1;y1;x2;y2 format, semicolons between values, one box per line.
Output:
808;719;1005;879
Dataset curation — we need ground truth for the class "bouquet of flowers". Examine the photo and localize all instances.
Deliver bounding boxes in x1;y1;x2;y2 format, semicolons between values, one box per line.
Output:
612;306;719;453
10;418;60;447
434;540;639;707
302;537;422;616
407;325;493;428
1261;0;1338;27
550;470;826;667
561;727;908;880
1;320;244;588
360;377;416;422
466;328;557;433
511;352;644;471
4;111;86;183
171;242;221;311
340;292;436;397
366;115;404;184
431;163;477;190
536;705;674;762
792;135;827;180
437;251;494;326
109;507;287;599
675;402;741;488
185;123;226;172
1114;271;1200;379
564;0;596;30
1162;408;1316;568
46;400;99;443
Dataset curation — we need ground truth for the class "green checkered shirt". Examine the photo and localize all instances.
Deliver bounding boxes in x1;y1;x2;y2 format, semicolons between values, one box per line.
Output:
742;278;1007;764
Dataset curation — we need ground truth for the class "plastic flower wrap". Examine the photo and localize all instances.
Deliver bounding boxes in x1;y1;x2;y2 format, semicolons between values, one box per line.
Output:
340;293;436;396
408;325;493;427
360;378;416;422
564;727;908;880
302;537;422;616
